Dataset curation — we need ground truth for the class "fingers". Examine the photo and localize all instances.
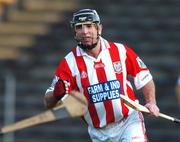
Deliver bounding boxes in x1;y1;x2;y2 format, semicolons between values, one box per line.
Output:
53;80;70;100
63;80;70;94
145;103;160;117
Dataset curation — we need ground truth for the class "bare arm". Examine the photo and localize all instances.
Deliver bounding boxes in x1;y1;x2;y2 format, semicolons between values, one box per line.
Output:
141;80;160;117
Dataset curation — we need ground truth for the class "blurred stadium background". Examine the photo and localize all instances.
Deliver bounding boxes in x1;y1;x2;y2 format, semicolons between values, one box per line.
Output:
0;0;179;142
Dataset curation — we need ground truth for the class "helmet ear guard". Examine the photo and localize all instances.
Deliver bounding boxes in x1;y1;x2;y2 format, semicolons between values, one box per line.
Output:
70;9;100;28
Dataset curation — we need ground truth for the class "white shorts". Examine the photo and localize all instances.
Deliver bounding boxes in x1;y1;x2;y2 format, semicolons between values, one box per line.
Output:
88;111;148;142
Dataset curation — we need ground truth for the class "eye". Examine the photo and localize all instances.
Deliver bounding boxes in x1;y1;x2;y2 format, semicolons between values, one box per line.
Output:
75;24;83;30
86;23;93;28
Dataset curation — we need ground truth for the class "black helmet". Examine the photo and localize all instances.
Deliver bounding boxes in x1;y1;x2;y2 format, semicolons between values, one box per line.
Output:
71;9;100;27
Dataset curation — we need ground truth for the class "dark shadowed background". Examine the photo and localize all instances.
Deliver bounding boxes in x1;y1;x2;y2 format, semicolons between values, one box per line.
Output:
0;0;180;142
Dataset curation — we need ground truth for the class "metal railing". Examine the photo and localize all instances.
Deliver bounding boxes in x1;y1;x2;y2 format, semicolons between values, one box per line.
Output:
1;72;16;142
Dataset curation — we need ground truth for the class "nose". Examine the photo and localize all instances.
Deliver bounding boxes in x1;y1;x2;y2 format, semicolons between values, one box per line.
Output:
81;25;88;34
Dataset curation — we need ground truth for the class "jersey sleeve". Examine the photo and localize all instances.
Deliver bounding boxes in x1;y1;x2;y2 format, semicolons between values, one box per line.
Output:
125;45;153;90
46;58;76;94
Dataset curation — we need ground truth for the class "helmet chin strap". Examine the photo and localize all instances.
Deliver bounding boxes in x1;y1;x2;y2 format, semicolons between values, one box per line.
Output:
75;34;100;50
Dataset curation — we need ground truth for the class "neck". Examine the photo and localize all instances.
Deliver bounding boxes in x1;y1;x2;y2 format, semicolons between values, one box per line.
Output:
85;40;101;58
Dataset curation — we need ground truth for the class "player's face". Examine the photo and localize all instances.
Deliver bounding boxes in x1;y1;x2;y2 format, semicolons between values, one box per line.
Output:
74;22;101;47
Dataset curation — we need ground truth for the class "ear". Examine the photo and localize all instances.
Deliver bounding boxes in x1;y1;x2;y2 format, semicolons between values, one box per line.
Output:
98;24;103;35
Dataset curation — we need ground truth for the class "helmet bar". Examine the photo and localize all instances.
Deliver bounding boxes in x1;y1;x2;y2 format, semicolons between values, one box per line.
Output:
71;9;100;28
74;12;95;16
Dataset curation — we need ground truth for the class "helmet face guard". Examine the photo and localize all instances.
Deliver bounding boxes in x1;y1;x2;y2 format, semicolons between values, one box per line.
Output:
71;9;100;28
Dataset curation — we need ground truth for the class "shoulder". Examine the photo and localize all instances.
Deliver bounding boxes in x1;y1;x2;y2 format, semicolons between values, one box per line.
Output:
61;46;80;69
108;41;132;55
56;47;77;68
64;47;78;60
106;40;126;50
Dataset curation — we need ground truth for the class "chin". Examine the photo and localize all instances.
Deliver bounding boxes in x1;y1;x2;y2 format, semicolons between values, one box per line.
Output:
82;43;92;47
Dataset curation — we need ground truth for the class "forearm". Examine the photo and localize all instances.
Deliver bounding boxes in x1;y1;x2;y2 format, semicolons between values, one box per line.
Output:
141;80;156;104
141;79;159;117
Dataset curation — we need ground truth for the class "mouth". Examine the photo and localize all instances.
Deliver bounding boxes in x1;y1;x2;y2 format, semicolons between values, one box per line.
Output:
81;37;92;43
82;36;91;40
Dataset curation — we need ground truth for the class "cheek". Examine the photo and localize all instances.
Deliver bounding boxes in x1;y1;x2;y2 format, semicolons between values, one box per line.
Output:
93;31;99;36
75;28;82;34
75;31;81;37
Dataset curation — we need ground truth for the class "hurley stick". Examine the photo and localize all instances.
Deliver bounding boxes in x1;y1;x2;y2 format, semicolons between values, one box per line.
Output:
120;95;180;124
0;91;88;134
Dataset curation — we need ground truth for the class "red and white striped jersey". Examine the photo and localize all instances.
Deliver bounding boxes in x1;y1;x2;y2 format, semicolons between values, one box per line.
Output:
46;37;152;128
